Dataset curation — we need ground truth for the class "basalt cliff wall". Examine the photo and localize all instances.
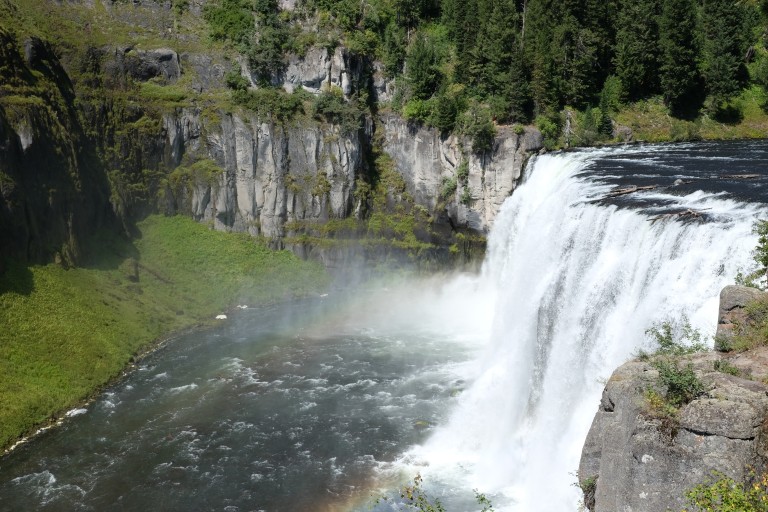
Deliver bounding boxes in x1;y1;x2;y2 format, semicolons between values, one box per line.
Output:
0;21;541;269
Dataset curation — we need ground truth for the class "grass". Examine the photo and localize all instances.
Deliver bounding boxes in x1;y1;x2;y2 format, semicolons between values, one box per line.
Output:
613;87;768;143
0;215;329;452
724;295;768;352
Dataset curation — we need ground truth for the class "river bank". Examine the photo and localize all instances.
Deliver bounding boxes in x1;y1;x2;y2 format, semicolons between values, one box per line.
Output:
0;215;330;454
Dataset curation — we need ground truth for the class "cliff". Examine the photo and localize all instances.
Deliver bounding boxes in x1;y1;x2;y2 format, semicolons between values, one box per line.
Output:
579;286;768;512
0;0;542;270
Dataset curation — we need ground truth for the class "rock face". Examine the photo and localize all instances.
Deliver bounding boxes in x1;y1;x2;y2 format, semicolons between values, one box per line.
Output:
381;114;543;232
0;30;114;268
279;46;358;97
717;285;766;342
579;288;768;512
0;22;543;268
161;109;542;241
166;110;363;238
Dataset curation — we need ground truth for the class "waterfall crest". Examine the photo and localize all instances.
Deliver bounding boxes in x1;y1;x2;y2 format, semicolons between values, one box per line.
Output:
410;148;765;511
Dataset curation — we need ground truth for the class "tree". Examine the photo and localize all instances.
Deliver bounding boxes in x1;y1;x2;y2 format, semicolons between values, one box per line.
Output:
658;0;701;117
613;0;660;101
701;0;751;111
406;33;443;99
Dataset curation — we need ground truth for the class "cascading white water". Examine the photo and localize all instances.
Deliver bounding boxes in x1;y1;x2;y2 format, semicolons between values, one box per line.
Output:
406;148;766;511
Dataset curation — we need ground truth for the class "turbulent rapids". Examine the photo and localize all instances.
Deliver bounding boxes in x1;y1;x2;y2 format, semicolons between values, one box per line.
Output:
1;142;767;512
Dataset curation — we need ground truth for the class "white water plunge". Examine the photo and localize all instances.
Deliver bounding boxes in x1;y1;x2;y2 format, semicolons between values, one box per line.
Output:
405;148;766;511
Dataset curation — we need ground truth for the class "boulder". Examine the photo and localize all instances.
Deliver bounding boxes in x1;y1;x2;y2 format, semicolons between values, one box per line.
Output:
579;353;768;512
716;285;767;345
124;48;182;83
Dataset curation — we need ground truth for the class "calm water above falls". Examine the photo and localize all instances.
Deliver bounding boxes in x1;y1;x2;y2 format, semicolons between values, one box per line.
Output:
1;141;768;512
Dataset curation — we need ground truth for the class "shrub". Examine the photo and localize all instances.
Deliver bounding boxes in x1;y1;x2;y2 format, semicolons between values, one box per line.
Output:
377;474;495;512
729;296;768;351
652;359;705;408
456;160;469;184
225;68;250;91
535;113;561;149
440;175;457;199
460;187;472;205
232;87;305;121
457;102;496;153
713;359;742;377
311;88;364;133
753;220;768;280
403;98;433;123
643;318;707;357
684;471;768;512
577;474;598;511
203;0;253;46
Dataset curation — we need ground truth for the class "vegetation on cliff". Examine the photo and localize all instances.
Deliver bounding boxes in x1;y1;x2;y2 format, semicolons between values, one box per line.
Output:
0;215;328;452
201;0;768;147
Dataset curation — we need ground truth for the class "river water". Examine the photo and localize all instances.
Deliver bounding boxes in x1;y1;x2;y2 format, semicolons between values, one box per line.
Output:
1;141;767;511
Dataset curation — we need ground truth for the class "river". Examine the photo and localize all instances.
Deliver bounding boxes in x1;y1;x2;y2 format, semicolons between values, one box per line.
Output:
1;141;767;511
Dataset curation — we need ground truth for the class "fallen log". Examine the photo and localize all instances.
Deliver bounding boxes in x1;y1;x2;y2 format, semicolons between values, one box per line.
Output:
648;208;711;224
603;184;658;199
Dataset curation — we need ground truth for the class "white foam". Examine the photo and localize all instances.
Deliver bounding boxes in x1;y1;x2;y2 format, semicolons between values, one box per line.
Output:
406;149;765;511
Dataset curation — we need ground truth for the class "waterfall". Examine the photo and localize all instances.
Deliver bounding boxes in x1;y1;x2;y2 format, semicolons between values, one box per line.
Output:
407;147;766;511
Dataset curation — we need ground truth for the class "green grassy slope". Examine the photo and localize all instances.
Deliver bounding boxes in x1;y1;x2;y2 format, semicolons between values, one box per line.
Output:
0;215;329;451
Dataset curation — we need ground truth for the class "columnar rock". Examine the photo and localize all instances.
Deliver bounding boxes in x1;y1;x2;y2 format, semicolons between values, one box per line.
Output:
381;114;543;232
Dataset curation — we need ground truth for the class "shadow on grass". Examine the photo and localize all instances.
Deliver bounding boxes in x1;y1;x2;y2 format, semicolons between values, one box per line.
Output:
0;261;34;296
712;104;744;125
80;228;140;272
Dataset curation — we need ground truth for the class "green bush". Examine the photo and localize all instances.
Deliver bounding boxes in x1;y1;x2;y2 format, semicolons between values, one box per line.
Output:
440;175;457;199
456;159;469;184
713;359;741;376
684;471;768;512
377;474;495;512
643;318;707;357
652;359;705;408
403;98;433;123
225;68;250;91
203;0;253;45
753;219;768;279
460;186;472;205
457;102;496;153
232;87;305;121
312;88;363;132
535;113;561;149
728;296;768;351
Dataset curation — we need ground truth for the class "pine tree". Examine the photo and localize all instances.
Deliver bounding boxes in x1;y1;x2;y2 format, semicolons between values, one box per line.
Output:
613;0;660;101
658;0;701;117
702;0;750;110
406;34;442;99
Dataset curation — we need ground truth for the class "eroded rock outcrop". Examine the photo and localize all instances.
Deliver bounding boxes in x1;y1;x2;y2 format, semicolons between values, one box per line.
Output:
580;286;768;512
717;285;767;345
381;114;543;232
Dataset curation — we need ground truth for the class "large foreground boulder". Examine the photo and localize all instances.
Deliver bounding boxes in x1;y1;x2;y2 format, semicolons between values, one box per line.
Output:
579;353;768;512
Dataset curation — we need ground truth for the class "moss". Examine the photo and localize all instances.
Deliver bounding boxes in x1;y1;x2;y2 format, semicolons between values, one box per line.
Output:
169;159;225;190
138;82;189;106
312;170;331;197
